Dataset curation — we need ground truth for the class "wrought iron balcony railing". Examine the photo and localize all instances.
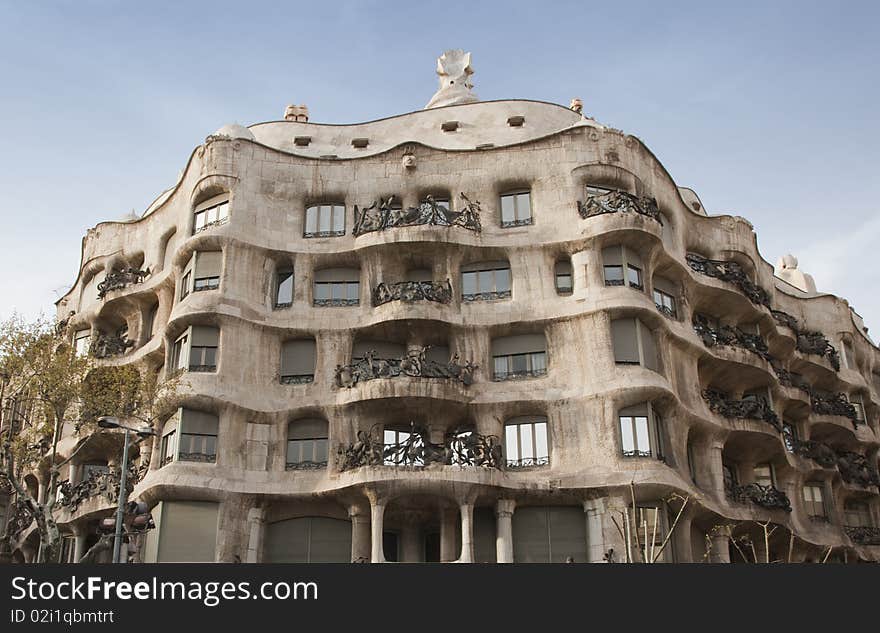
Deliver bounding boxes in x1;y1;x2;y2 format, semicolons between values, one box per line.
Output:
655;303;676;318
492;368;547;381
188;364;217;373
178;452;217;464
685;253;771;308
506;456;550;469
353;193;482;236
702;389;781;431
97;267;150;299
462;289;511;302
810;392;858;425
771;310;841;371
335;346;477;388
314;298;359;307
372;280;453;307
280;374;314;385
692;314;772;362
285;460;328;471
304;229;345;238
844;526;880;546
338;424;503;471
726;482;792;512
788;438;837;469
576;189;662;223
500;217;533;228
90;332;134;359
836;451;880;488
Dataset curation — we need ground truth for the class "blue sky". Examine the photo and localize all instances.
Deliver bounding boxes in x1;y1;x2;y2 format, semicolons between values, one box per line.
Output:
1;0;878;335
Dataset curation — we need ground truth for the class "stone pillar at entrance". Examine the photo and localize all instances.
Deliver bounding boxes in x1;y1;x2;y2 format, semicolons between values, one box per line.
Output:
245;506;266;563
440;507;457;562
495;499;515;563
400;522;422;563
370;499;386;563
459;502;474;563
349;506;371;563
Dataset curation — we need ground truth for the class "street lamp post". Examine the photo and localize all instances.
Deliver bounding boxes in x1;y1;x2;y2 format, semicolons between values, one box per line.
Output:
97;416;156;564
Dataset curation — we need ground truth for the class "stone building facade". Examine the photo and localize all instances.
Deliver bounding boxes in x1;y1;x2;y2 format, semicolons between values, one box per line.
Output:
8;51;880;563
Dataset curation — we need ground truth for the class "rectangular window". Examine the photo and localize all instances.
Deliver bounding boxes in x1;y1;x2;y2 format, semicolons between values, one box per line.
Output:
275;270;294;307
493;351;547;380
504;419;549;468
754;464;775;488
603;265;625;287
313;281;359;306
627;264;643;290
782;422;798;452
586;184;613;197
286;438;329;468
305;204;345;237
193;276;219;292
555;261;573;294
189;346;217;372
652;289;676;318
180;271;192;300
161;430;176;467
844;502;871;527
620;415;651;457
193;201;229;234
461;265;512;301
500;191;532;227
178;432;217;463
170;334;187;372
849;395;865;424
803;484;827;520
73;330;91;357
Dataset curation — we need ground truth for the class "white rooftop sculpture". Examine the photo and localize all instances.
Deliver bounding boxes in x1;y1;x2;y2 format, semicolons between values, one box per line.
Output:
775;254;817;293
425;49;479;109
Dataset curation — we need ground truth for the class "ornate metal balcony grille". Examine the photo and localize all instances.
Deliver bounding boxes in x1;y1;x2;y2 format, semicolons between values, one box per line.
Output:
836;451;880;488
280;374;314;385
622;449;652;458
577;189;662;223
6;500;33;538
285;460;327;471
506;456;550;469
702;389;781;431
304;229;345;238
97;267;150;299
188;364;217;373
692;314;773;363
770;310;841;371
845;526;880;546
178;452;217;463
500;217;533;228
726;482;792;512
338;423;502;471
372;280;453;306
335;346;476;388
194;217;228;234
810;392;858;424
462;289;511;302
685;253;771;308
90;332;134;358
352;193;482;236
789;438;837;469
313;298;359;307
492;368;547;381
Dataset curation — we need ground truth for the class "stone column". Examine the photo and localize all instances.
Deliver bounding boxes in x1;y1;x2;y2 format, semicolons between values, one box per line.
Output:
708;531;731;563
670;513;692;563
583;499;606;563
400;521;421;563
72;527;86;563
245;506;266;563
495;499;516;563
349;506;371;563
708;439;726;499
459;502;474;563
370;499;386;563
68;462;79;487
37;482;46;505
440;507;458;562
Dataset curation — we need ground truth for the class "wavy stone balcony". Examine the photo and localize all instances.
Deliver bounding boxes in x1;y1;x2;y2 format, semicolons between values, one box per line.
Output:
702;389;781;432
686;253;771;309
788;438;837;469
836;451;880;488
771;310;841;371
810;393;858;427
